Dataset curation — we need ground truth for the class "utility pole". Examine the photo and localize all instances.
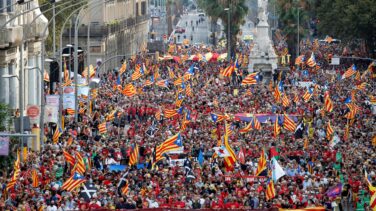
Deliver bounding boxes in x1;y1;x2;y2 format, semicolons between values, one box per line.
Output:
52;0;56;57
297;7;300;58
19;43;24;162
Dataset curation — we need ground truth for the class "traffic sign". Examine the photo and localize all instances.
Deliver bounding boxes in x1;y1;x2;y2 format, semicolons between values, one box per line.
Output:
163;34;167;40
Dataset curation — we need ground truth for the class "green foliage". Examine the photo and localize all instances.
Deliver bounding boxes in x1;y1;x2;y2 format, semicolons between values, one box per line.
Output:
275;0;311;56
0;103;16;173
38;0;80;55
0;103;10;131
276;0;376;56
197;0;248;55
316;0;376;54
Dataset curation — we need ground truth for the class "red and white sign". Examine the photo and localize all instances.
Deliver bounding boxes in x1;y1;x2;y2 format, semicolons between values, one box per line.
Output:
26;105;40;124
27;105;40;118
163;34;167;39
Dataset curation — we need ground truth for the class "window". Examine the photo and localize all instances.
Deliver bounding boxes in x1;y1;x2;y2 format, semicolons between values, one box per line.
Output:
90;46;102;53
141;1;146;15
136;2;139;16
6;0;12;13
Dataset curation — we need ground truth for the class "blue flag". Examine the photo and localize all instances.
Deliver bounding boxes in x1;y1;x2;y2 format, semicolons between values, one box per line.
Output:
326;183;342;198
197;150;204;166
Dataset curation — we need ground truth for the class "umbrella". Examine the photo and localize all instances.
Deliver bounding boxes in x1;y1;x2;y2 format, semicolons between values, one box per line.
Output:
218;53;227;61
210;53;219;62
187;55;195;61
163;55;173;61
205;52;213;61
173;56;181;63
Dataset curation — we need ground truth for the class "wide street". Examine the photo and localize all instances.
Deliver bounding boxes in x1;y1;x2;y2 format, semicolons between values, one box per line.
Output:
174;12;211;45
1;0;375;210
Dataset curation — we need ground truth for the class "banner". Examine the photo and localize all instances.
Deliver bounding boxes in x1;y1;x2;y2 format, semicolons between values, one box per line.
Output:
0;134;10;156
46;95;60;106
224;175;267;184
63;94;75;109
63;86;75;95
44;105;58;123
78;86;90;97
26;105;40;125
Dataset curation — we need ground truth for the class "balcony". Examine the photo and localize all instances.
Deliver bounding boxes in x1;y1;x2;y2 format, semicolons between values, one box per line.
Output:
64;15;150;38
26;21;48;41
0;26;23;48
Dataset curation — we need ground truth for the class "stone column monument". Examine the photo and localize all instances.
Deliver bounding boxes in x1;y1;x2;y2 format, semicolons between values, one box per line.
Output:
248;0;278;79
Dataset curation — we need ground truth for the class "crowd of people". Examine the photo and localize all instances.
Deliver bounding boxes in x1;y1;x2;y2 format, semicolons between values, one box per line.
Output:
0;37;375;211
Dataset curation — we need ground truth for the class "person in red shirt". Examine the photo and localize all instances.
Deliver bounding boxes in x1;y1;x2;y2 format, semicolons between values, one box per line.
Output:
225;197;240;209
211;198;224;209
173;198;186;208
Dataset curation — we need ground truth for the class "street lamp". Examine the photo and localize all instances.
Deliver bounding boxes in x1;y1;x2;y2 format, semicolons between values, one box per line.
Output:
224;7;230;61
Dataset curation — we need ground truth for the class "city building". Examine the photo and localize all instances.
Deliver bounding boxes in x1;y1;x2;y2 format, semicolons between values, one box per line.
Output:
63;0;150;72
0;0;48;112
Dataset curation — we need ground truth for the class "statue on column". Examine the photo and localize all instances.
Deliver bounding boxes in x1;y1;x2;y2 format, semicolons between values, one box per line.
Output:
257;0;269;25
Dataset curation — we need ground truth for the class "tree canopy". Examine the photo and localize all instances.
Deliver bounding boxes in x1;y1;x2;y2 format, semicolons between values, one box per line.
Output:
275;0;376;56
197;0;248;57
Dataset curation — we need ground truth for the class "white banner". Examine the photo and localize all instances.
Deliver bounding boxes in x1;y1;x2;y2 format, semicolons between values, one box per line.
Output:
44;105;59;123
46;95;60;106
63;94;75;109
78;86;90;96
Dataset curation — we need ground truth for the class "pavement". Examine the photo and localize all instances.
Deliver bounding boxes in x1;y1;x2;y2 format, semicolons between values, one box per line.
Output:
151;10;253;45
173;11;210;45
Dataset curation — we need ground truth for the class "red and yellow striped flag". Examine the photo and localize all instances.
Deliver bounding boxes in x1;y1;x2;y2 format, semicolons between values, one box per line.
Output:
131;64;142;81
32;169;39;188
98;122;107;134
324;91;333;112
253;116;261;130
255;149;267;176
239;121;252;133
122;84;137;97
119;62;127;75
274;116;281;137
121;183;129;195
281;94;290;107
66;108;75;115
129;144;139;166
155;110;161;120
266;180;276;201
356;82;367;91
326;120;334;140
164;108;178;118
283;113;297;132
186;84;193;97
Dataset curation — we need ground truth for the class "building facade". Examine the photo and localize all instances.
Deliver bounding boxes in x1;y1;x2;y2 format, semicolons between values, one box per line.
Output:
0;0;48;113
63;0;150;72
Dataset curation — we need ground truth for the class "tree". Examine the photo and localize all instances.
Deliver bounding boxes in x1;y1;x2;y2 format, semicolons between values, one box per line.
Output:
275;0;311;58
0;103;11;131
38;0;77;55
316;0;376;56
0;103;16;175
197;0;248;56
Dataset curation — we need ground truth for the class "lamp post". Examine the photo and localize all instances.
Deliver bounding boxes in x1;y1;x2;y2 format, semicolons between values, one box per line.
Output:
297;7;300;58
38;1;87;145
224;7;230;61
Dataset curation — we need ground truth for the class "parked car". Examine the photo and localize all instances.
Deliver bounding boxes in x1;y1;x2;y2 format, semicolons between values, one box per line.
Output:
175;27;186;34
198;13;205;17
